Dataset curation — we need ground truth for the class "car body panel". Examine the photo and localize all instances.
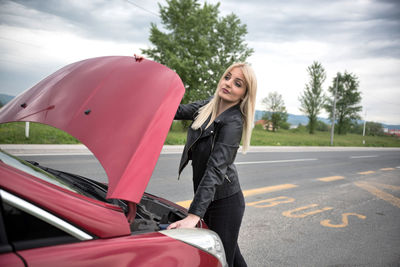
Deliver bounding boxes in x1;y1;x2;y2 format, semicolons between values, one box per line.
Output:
17;232;221;267
0;161;130;238
0;253;25;267
0;162;223;266
0;56;185;204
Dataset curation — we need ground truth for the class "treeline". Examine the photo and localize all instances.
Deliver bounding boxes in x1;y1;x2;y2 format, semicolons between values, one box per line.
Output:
293;121;386;136
139;0;385;137
262;61;371;135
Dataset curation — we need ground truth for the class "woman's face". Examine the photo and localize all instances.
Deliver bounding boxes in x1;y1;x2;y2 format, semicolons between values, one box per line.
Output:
218;67;247;105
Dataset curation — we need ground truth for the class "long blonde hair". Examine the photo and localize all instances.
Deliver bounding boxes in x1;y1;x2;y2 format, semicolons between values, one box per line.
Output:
191;62;257;154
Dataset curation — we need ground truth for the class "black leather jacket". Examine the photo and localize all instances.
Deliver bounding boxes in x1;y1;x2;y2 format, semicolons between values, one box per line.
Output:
175;99;243;218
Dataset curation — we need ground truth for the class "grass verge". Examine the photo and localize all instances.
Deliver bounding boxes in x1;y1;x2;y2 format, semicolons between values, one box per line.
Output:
249;127;400;147
0;122;79;144
1;121;399;147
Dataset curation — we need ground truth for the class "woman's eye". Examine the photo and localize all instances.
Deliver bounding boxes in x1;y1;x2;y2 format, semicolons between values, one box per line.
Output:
235;82;242;87
224;75;230;80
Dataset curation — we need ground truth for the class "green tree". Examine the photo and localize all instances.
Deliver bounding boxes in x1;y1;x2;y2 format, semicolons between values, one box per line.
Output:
299;61;326;134
316;120;329;132
262;92;288;132
141;0;253;104
325;72;362;135
366;121;384;136
348;122;363;134
280;121;290;130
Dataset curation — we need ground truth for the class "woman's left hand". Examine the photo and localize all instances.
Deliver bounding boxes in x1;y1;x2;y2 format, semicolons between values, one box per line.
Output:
167;214;200;229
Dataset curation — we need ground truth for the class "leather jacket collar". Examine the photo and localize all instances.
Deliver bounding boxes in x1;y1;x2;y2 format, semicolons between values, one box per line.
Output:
178;103;242;176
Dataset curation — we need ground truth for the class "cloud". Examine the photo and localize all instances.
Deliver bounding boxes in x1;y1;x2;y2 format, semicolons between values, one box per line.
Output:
215;0;400;123
0;0;399;124
0;0;158;93
0;0;159;42
221;0;400;59
0;23;145;93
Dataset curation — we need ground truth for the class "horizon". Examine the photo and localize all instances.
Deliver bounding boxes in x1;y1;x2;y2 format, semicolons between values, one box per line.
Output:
1;92;398;128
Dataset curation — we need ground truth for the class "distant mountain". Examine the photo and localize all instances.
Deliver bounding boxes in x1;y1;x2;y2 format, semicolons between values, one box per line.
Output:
382;124;400;130
255;110;330;126
255;110;400;130
0;94;14;106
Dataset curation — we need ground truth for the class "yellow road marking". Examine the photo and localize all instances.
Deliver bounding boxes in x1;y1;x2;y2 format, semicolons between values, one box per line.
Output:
317;176;345;182
354;181;400;208
365;182;400;191
282;204;333;218
247;196;295;208
358;171;376;175
243;184;298;197
175;200;192;208
175;183;298;208
380;168;395;171
320;213;366;228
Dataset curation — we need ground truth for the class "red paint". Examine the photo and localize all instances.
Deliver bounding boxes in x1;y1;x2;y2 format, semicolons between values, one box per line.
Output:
0;162;130;238
0;253;25;267
0;56;185;204
17;232;221;267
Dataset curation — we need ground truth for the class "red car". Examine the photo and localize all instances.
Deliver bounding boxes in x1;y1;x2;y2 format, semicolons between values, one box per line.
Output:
0;56;227;267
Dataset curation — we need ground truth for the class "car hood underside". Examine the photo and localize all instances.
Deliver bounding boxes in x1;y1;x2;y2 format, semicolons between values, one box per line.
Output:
0;56;185;204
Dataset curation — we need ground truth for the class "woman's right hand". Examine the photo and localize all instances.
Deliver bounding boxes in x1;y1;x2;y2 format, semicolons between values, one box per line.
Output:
167;213;200;229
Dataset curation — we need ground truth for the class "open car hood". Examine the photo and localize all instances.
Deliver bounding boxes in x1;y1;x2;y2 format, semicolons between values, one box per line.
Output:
0;56;184;203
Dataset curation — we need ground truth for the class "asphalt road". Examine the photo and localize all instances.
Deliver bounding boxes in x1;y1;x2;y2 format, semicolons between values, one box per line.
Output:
20;148;400;266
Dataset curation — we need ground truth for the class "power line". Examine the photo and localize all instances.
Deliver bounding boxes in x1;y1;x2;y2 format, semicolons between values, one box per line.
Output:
125;0;158;16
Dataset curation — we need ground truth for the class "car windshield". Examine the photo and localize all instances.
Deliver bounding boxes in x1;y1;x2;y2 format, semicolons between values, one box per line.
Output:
0;149;80;194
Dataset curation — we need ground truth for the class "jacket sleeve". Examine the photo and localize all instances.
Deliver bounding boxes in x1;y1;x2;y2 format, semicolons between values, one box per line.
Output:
188;116;243;218
174;99;210;120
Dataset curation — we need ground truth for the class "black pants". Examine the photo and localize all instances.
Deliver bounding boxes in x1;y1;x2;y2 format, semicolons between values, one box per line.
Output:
203;191;247;267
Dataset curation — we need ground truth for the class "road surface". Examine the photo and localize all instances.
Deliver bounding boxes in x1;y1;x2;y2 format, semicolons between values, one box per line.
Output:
18;147;400;266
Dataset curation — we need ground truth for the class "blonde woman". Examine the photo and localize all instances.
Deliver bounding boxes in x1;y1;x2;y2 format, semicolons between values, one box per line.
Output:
168;62;257;267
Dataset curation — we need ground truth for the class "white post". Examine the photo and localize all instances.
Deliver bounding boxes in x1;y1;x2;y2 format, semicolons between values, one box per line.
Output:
25;122;30;138
362;111;366;145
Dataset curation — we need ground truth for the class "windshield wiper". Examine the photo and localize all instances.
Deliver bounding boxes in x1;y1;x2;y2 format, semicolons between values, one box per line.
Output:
25;160;126;210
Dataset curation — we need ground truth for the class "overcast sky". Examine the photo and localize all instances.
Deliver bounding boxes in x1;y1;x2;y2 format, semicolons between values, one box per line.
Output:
1;0;399;124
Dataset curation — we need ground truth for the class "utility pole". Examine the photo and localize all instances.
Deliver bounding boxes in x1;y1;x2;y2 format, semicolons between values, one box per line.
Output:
330;75;338;146
362;110;367;145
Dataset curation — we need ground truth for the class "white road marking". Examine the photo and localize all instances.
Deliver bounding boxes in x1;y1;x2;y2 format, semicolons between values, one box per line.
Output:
15;153;93;156
350;155;379;159
235;158;317;165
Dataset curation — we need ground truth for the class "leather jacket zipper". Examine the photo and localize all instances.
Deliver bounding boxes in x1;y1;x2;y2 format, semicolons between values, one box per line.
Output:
224;174;232;183
210;120;220;152
178;127;203;180
188;127;203;155
211;130;215;151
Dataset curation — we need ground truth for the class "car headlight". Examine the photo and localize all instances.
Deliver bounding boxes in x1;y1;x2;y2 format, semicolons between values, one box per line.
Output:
160;228;227;267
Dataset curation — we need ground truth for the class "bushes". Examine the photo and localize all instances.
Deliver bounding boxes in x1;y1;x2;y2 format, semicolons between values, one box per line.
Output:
315;120;330;132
